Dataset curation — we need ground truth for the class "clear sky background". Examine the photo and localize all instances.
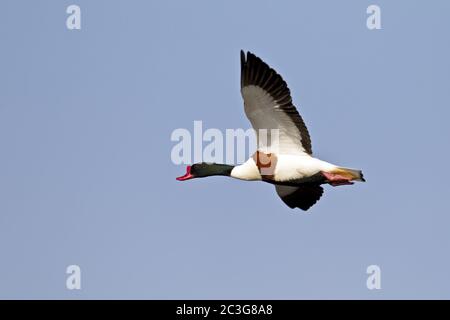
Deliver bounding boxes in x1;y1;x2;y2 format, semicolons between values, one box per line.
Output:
1;0;449;299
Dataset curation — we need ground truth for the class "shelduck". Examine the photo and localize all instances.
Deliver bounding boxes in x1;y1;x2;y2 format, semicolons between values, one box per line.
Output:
176;51;365;211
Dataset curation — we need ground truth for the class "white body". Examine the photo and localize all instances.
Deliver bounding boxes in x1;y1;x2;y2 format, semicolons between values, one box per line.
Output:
230;154;337;182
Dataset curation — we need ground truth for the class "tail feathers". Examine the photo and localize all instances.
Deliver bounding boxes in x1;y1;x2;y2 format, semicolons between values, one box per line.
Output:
335;167;366;182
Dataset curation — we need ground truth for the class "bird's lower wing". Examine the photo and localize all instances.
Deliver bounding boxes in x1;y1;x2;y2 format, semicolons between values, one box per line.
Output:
275;185;324;211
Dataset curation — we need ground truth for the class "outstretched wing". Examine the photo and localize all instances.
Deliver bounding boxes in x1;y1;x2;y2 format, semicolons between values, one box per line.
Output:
240;50;312;155
275;185;324;211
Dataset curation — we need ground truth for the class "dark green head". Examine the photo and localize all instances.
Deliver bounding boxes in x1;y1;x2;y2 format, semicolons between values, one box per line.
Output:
176;163;234;181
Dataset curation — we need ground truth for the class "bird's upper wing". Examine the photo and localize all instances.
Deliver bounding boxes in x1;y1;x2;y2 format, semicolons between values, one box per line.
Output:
275;185;323;211
240;50;312;155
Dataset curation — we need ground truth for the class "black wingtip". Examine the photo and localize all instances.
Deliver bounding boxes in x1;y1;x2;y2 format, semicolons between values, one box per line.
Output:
241;50;258;60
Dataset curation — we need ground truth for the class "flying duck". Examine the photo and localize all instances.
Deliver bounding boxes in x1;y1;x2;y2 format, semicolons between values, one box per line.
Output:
176;51;365;211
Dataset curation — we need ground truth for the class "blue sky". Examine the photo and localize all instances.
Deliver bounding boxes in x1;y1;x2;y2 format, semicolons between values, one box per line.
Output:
0;0;449;299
